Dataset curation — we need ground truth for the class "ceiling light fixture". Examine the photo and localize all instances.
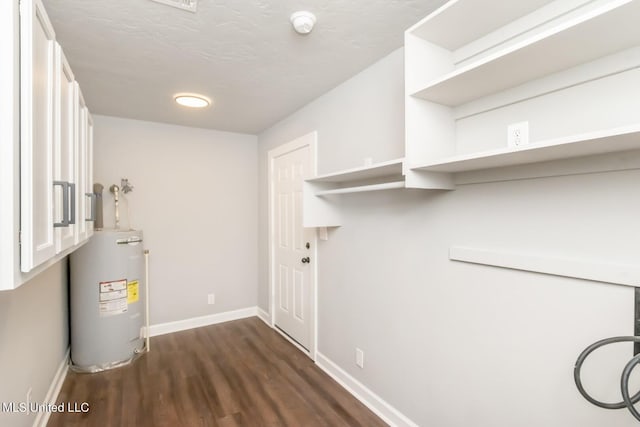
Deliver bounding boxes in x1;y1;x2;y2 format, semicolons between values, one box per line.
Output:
290;11;316;35
174;94;211;108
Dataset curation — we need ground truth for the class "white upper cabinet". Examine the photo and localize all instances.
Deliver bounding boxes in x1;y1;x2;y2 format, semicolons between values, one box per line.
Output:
12;0;95;279
20;0;57;272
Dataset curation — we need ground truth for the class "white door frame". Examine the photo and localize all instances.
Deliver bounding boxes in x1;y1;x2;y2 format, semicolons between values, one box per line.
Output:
267;131;318;360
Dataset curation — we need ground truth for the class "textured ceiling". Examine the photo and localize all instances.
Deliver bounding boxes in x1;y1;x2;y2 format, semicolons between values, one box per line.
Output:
42;0;447;134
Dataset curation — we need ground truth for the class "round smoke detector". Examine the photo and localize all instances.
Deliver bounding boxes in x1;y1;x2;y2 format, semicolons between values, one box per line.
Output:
290;11;316;35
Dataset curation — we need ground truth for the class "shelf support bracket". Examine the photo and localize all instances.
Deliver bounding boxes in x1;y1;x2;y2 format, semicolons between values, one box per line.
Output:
404;169;455;190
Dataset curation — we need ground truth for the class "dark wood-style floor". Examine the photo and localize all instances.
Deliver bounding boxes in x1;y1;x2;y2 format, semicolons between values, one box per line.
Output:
48;317;387;427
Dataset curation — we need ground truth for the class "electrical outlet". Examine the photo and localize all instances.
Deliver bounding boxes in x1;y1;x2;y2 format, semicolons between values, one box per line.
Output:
507;121;529;148
207;293;215;305
355;348;364;369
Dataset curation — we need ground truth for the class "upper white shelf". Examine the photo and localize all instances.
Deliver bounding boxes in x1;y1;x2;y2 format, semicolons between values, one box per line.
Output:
412;125;640;173
315;181;406;196
307;158;404;183
410;0;640;106
408;0;552;50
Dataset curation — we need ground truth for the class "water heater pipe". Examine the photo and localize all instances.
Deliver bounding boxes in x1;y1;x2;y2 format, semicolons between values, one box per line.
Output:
109;184;120;230
93;183;104;230
144;249;150;352
110;184;120;229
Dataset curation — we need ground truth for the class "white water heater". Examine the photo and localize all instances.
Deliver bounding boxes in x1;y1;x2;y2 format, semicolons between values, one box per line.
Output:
70;229;145;372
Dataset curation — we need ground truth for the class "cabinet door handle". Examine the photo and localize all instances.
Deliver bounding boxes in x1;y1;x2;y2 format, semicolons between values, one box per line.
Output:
85;193;96;221
53;181;69;228
68;183;76;225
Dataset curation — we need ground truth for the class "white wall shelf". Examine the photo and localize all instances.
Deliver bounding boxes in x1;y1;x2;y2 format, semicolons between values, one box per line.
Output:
412;124;640;173
315;181;406;196
450;246;640;287
303;158;453;227
408;0;553;50
410;0;640;106
405;0;640;186
307;158;404;183
304;159;405;227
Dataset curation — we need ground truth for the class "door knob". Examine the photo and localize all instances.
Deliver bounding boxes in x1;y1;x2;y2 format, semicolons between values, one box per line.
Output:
301;257;310;264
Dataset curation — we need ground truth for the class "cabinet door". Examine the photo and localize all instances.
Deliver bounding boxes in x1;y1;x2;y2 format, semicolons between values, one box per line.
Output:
55;44;77;252
0;0;19;288
20;0;57;272
76;87;94;242
86;112;95;238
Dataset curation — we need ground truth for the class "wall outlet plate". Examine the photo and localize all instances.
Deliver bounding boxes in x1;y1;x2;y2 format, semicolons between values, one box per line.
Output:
207;293;215;305
508;121;529;148
355;348;364;368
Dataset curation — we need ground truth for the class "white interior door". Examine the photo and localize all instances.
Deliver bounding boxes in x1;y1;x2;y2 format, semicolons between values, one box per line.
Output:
272;143;315;350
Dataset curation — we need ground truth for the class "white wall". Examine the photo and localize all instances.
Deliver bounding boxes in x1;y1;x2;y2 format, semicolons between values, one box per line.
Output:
0;261;69;427
94;116;258;324
258;48;640;426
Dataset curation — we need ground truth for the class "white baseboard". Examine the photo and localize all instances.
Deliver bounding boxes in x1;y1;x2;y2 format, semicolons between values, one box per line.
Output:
257;307;271;326
33;348;70;427
147;306;259;337
316;352;418;427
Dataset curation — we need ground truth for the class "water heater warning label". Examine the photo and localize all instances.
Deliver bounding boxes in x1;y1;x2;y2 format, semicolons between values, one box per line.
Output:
99;279;128;317
127;280;139;304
